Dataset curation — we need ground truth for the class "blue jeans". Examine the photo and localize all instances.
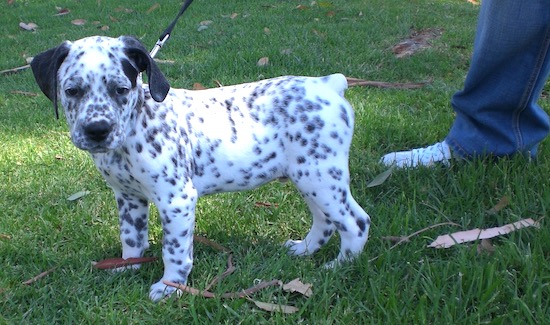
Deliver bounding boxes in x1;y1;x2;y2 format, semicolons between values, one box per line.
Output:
446;0;550;159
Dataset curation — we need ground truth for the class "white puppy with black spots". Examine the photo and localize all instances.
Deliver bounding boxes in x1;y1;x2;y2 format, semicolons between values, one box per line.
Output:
30;35;371;301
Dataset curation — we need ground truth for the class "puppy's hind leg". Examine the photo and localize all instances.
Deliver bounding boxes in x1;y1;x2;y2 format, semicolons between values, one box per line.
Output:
284;195;337;256
286;169;371;266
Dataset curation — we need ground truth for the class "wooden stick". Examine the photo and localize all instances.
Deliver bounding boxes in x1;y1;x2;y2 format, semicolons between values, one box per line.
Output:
22;267;56;285
0;64;30;76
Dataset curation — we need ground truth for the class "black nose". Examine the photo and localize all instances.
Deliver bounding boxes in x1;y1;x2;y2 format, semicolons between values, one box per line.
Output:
83;121;113;142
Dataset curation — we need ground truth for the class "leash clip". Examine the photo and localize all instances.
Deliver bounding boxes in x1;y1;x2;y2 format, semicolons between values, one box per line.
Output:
150;34;170;58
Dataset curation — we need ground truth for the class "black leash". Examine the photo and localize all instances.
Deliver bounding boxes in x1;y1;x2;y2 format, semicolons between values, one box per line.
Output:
150;0;194;58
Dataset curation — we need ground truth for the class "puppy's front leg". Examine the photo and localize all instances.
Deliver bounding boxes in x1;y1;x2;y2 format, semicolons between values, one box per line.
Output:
115;191;150;269
149;184;198;302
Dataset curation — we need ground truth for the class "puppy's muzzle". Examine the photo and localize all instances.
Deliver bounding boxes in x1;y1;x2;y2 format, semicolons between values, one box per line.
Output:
83;120;114;143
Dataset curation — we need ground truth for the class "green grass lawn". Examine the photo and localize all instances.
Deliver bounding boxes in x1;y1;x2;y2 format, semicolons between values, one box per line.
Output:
1;0;549;323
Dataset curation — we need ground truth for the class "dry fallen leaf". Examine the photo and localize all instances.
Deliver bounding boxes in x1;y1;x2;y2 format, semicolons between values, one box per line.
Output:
71;19;87;26
147;3;160;14
280;49;292;56
99;25;110;31
249;299;299;314
114;6;134;13
428;218;539;249
366;167;393;188
54;7;70;16
67;190;90;201
486;196;509;215
477;238;495;255
19;22;38;31
0;234;11;240
193;82;207;90
282;278;313;297
257;57;269;67
393;28;443;58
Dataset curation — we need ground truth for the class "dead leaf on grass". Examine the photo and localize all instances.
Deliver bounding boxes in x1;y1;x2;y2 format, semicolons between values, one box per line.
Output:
67;190;90;201
114;7;134;13
248;298;299;314
54;7;71;16
477;238;495;255
257;57;269;67
428;218;539;249
366;167;393;188
486;196;509;215
392;28;443;58
0;234;11;240
19;22;38;31
280;48;292;55
193;82;207;90
282;278;313;297
71;19;87;26
147;3;160;14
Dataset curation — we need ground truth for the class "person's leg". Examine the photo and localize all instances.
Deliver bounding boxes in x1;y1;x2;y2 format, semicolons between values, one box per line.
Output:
382;0;550;168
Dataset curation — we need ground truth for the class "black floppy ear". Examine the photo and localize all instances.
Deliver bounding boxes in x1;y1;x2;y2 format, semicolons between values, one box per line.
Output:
30;42;70;119
120;36;170;102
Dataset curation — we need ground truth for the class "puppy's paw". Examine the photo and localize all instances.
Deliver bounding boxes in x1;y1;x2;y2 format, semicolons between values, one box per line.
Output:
284;239;313;256
149;280;183;302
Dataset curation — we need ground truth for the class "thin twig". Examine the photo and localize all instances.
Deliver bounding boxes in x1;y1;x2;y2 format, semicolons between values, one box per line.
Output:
22;267;56;285
369;221;459;262
204;254;236;291
163;279;281;299
193;234;231;253
346;77;429;89
220;279;281;299
0;64;30;75
163;281;216;298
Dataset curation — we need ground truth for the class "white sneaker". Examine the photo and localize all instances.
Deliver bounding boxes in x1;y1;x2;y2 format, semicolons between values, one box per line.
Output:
380;141;452;168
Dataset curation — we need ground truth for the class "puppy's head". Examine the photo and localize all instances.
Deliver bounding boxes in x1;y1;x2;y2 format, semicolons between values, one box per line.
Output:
30;36;170;152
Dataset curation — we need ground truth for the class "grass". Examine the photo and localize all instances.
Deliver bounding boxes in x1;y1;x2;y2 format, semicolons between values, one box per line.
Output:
1;0;549;323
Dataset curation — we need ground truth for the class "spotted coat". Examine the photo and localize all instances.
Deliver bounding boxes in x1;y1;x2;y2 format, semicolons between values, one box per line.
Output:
30;36;371;301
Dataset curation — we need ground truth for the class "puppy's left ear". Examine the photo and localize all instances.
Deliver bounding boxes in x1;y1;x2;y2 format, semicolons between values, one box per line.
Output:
30;42;71;119
121;36;170;102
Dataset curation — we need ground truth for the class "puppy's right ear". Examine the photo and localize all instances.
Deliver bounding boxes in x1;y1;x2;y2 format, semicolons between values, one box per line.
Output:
30;42;70;119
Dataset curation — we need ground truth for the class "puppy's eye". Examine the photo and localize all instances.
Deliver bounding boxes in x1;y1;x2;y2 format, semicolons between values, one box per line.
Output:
65;88;80;96
116;87;130;95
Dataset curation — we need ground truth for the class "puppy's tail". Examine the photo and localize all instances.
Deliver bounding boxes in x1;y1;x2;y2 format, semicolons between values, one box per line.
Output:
321;73;348;98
